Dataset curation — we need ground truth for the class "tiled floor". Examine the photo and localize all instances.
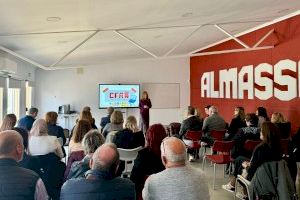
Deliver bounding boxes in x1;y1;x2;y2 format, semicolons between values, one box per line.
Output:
190;159;235;200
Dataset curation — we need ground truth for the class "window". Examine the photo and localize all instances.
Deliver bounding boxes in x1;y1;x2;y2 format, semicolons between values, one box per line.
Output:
26;85;32;110
7;88;20;119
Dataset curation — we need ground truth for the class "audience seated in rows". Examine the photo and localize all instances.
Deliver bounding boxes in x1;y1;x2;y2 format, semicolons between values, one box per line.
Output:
18;107;38;131
100;106;114;132
223;122;283;198
256;106;270;128
0;113;17;132
67;130;105;180
113;115;145;149
142;137;210;200
202;105;226;146
130;124;166;198
61;143;136;200
231;113;261;159
271;112;291;139
28;119;64;159
226;106;246;140
103;110;124;138
0;130;48;199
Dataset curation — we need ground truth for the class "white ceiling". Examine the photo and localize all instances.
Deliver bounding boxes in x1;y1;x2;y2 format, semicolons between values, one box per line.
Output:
0;0;299;69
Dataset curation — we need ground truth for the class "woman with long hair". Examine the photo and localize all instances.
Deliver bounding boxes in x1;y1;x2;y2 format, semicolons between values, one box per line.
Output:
139;91;152;134
226;107;246;140
69;119;92;153
28;119;64;158
0;113;17;132
223;122;282;196
130;124;166;198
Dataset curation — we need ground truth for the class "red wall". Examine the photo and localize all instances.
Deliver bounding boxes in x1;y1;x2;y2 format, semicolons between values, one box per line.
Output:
190;15;300;134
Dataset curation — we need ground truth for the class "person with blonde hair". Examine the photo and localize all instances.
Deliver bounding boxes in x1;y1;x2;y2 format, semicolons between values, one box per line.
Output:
28;119;64;158
0;113;17;132
271;112;291;139
139;91;152;134
79;110;97;129
102;110;124;138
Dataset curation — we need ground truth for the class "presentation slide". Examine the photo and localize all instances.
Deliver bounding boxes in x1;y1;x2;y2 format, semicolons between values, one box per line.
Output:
99;84;140;108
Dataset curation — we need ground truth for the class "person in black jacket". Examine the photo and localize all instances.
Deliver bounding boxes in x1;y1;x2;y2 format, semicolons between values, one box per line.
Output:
225;106;246;140
179;106;202;139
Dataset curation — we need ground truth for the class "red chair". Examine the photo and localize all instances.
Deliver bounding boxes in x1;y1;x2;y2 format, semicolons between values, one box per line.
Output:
202;140;235;189
184;131;202;158
210;129;227;141
244;140;261;152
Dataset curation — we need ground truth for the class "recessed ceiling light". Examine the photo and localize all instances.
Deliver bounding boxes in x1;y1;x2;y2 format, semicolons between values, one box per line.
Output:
181;12;193;18
46;17;61;22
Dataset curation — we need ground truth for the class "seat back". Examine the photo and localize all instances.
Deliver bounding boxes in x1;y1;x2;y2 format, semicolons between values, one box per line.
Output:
185;130;202;141
118;146;143;162
212;140;235;154
210;129;227;141
244;140;261;152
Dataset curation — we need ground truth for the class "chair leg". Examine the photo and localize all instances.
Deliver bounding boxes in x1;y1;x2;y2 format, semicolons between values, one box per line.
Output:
213;163;216;190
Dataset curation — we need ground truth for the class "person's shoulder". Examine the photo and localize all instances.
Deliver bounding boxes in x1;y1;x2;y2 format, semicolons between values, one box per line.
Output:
16;165;40;178
114;176;135;186
62;177;86;190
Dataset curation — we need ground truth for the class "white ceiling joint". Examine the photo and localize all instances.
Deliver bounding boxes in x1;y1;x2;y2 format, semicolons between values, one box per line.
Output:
252;29;274;48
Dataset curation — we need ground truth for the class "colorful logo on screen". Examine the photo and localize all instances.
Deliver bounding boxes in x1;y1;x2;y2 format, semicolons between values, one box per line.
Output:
102;87;137;107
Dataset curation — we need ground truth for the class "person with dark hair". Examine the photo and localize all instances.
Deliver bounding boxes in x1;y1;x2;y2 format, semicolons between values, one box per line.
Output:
13;127;42;176
61;143;135;200
139;91;152;134
204;105;211;118
18;107;38;131
226;107;246;140
69;120;92;154
231;113;261;159
100;107;114;131
223;122;282;196
256;106;269;127
45;111;66;146
0;130;48;199
0;113;17;132
130;124;166;198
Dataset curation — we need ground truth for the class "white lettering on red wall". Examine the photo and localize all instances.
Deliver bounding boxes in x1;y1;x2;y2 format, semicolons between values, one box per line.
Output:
200;59;298;101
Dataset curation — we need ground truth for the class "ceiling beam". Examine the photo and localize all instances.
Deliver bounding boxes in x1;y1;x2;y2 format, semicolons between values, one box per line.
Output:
214;24;250;48
252;29;274;48
49;30;100;68
190;45;273;57
114;30;158;58
0;45;48;70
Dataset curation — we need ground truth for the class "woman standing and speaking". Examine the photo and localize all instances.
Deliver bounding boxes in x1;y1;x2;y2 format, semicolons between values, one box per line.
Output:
139;91;152;134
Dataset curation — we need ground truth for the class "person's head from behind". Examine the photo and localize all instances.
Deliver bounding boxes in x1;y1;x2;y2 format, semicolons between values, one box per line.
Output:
82;130;105;155
107;107;114;116
125;116;139;133
0;130;24;162
256;107;268;119
28;107;38;118
187;106;195;116
30;119;48;136
204;105;211;116
142;91;149;100
260;121;281;148
0;114;17;132
45;111;58;125
245;113;259;127
234;106;245;120
72;120;92;143
12;127;28;151
145;124;166;157
90;143;120;175
80;110;93;125
160;137;186;168
82;106;91;112
208;105;218;116
110;110;124;125
271;112;286;123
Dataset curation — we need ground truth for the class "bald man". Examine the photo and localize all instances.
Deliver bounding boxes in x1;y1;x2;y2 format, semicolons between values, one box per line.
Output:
0;130;48;199
142;137;210;200
61;143;136;200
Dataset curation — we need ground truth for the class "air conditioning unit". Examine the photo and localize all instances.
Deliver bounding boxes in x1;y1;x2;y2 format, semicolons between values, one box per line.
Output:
0;55;17;74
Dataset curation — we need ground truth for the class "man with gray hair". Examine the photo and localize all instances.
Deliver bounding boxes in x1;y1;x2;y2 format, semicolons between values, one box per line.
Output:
18;107;38;131
202;105;226;145
61;143;136;200
142;137;210;200
0;130;48;199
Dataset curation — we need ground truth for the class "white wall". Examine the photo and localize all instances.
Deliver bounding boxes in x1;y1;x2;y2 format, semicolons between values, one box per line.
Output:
35;57;190;128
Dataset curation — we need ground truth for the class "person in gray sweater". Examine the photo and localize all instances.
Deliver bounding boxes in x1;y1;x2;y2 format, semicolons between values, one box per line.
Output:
142;137;210;200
